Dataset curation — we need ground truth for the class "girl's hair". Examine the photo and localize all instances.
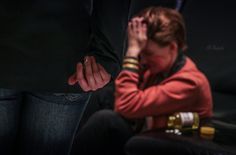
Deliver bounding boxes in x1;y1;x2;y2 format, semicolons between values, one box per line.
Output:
136;7;187;51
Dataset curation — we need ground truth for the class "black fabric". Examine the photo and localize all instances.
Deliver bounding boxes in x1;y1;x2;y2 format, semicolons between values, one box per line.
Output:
0;0;130;93
71;110;134;155
182;0;236;117
88;0;130;79
129;0;177;18
125;131;236;155
77;82;115;130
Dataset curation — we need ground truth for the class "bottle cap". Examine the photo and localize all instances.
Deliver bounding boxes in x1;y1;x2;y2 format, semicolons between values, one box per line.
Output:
200;126;215;140
200;126;215;135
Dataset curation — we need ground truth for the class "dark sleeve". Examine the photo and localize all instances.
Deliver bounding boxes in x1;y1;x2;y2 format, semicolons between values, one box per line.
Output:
88;0;130;79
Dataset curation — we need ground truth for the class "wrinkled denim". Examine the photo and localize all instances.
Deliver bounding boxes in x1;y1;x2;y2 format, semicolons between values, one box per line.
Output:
0;88;91;155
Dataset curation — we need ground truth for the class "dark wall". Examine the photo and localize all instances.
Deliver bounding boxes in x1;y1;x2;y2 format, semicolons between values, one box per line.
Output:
129;0;177;18
182;0;236;116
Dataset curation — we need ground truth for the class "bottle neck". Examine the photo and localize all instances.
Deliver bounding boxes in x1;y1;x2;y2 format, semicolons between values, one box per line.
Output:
167;116;175;128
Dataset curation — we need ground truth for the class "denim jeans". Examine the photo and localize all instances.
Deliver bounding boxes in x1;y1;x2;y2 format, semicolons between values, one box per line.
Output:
0;88;91;155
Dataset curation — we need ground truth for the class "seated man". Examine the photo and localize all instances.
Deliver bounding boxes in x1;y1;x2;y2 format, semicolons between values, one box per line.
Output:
71;6;213;155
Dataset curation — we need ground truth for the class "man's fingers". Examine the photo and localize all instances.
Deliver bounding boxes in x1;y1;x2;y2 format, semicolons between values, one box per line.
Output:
98;64;111;84
84;56;96;90
69;57;111;91
68;73;77;85
76;62;90;91
90;56;103;85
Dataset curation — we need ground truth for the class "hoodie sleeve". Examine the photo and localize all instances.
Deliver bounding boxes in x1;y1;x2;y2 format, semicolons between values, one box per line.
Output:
115;70;199;119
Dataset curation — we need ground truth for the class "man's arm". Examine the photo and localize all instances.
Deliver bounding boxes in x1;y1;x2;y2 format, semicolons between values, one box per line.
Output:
88;0;131;79
68;0;131;91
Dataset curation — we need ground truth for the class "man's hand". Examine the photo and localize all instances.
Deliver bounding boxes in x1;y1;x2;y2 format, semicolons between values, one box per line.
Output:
127;17;147;57
68;56;111;92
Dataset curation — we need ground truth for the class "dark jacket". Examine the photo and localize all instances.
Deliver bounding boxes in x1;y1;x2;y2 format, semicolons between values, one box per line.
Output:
0;0;130;92
0;0;177;93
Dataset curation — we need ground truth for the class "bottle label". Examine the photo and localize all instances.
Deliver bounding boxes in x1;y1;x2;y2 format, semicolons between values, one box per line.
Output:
179;112;194;127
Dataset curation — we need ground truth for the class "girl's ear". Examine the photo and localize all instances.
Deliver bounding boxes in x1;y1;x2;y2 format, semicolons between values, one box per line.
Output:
169;41;178;53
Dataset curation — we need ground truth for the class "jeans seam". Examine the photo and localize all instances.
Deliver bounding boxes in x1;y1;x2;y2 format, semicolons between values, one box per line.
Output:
67;93;92;155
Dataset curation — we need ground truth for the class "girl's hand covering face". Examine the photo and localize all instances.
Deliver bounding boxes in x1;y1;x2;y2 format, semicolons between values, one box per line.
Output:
127;17;147;55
